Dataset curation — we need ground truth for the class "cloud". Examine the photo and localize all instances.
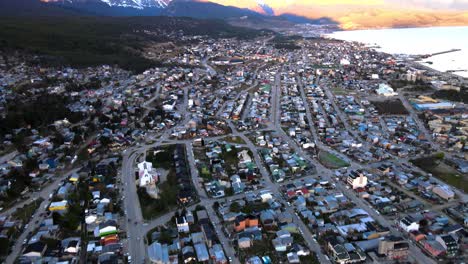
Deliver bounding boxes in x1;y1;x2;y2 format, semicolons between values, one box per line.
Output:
385;0;468;10
206;0;468;29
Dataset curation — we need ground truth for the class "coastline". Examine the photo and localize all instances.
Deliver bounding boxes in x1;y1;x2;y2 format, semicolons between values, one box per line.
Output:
324;26;468;80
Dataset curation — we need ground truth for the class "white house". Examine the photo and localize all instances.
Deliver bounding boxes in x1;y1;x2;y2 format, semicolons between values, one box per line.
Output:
176;216;190;233
399;216;419;233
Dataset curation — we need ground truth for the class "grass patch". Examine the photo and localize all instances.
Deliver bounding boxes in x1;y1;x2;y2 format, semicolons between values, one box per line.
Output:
137;171;179;220
12;198;44;223
219;146;241;175
318;151;349;169
139;145;181;220
411;156;468;192
147;145;176;170
221;136;246;144
331;86;348;95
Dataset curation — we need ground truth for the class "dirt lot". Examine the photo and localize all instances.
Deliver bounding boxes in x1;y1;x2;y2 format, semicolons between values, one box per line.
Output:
371;99;408;115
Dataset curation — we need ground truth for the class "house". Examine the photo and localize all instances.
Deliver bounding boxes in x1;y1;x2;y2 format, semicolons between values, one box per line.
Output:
378;236;409;260
423;240;446;257
231;175;245;194
176;216;190;233
272;237;292;252
234;215;259;232
328;241;350;264
182;246;196;263
148;242;170;264
238;237;252;249
210;244;227;264
432;185;455;201
196;210;209;224
62;237;81;255
22;241;47;260
272;230;293;252
287;252;300;263
194;243;209;262
48;200;69;212
399;216;420;233
436;234;458;257
347;170;367;189
260;210;276;229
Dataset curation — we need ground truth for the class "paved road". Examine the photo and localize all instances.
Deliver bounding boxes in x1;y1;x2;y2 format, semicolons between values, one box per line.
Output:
115;38;455;264
4;168;81;264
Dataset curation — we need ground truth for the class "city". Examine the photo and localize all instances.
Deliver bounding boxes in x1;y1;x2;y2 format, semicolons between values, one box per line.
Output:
0;8;467;264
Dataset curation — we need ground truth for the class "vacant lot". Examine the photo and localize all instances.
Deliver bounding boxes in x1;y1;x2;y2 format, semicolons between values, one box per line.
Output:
221;136;246;144
412;156;468;192
318;151;349;169
371;100;408;115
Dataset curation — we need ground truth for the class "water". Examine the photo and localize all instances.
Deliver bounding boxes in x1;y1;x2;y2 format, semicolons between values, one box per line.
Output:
327;26;468;78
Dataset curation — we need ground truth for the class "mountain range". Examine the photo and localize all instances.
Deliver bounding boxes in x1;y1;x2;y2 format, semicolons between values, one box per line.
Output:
5;0;467;29
1;0;336;27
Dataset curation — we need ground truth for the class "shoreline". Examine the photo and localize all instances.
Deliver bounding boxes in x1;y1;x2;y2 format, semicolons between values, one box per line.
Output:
322;39;467;84
324;26;468;80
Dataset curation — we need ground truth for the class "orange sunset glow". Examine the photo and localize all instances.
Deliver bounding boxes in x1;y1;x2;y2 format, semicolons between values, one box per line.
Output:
200;0;468;29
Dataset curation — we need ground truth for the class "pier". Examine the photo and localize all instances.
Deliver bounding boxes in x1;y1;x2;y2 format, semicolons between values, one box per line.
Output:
420;48;461;59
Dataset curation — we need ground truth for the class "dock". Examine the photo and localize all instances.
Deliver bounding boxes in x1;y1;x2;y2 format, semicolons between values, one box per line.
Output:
420;49;461;59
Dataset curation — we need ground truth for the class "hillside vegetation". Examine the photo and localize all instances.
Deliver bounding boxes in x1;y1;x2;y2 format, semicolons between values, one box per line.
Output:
0;16;262;72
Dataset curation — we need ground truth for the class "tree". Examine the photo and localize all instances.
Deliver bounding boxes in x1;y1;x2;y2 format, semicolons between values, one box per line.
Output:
0;237;10;256
229;202;242;213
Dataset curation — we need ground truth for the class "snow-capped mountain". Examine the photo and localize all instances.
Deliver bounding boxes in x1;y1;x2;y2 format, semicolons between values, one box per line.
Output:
41;0;172;9
99;0;171;9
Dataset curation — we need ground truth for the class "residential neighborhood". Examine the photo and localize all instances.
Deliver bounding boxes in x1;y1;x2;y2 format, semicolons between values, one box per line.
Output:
0;24;467;264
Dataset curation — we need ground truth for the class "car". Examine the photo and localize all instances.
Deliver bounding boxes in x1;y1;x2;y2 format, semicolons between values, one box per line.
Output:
23;239;28;245
228;257;233;263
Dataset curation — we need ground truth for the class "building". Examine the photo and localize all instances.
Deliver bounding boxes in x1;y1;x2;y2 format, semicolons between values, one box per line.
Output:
238;237;252;249
376;83;398;97
378;236;409;260
22;242;47;260
423;240;446;257
414;102;455;111
137;161;158;187
176;216;190;233
436;234;458;257
194;243;209;262
234;215;259;232
347;170;368;190
48;200;69;212
148;242;170;264
432;185;455;201
399;216;419;233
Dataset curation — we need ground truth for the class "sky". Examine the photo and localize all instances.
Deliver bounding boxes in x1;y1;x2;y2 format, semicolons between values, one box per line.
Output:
204;0;468;29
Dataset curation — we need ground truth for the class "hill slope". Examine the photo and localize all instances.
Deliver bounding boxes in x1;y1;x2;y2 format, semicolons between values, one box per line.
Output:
0;16;262;72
